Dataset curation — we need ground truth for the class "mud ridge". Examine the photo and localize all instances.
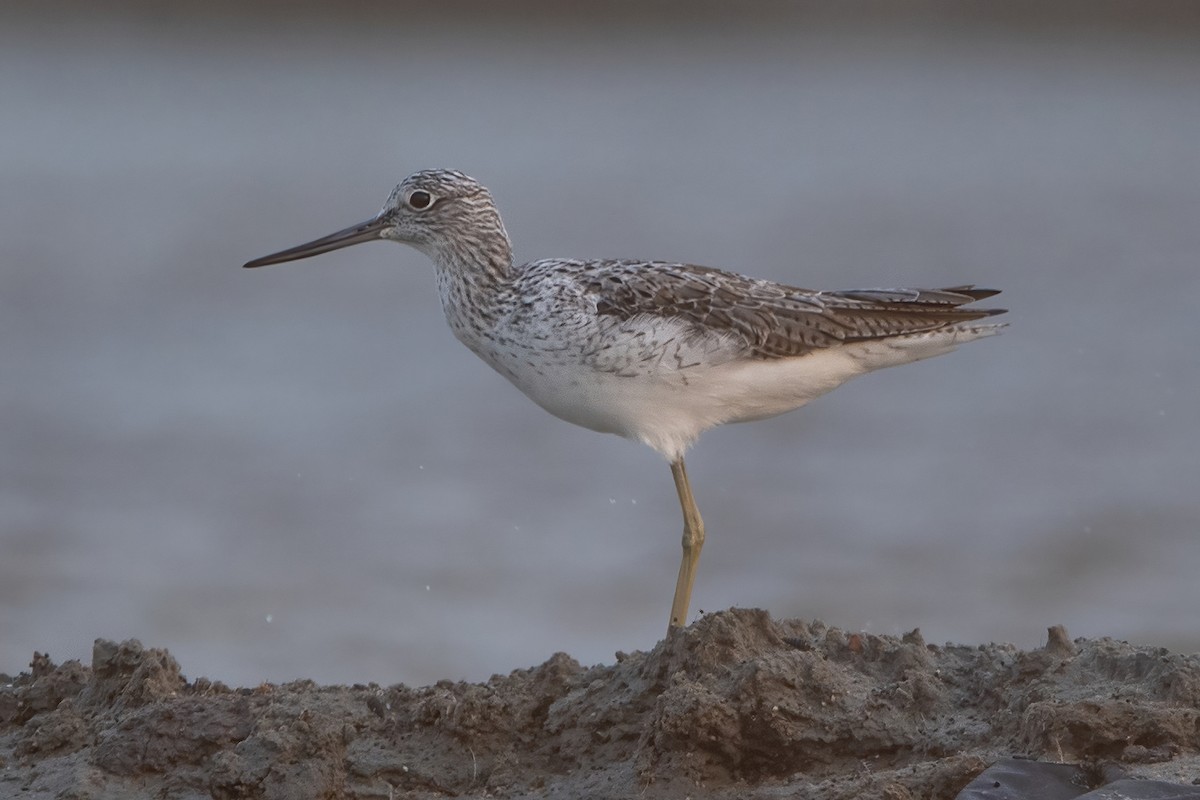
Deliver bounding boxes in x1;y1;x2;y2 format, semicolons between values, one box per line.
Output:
3;609;1199;798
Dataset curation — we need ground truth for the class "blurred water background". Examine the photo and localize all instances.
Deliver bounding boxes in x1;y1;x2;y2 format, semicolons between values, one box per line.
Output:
3;2;1198;686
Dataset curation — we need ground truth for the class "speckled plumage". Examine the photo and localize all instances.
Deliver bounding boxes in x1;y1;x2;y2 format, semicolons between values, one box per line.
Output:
245;168;1007;629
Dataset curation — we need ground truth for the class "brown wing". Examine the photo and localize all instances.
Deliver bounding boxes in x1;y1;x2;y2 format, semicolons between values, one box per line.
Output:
584;261;1006;359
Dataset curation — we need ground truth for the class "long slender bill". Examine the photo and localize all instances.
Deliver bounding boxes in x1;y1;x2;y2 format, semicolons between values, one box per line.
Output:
243;215;391;268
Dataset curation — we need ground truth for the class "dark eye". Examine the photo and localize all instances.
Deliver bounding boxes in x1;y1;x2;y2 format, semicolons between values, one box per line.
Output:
407;190;433;210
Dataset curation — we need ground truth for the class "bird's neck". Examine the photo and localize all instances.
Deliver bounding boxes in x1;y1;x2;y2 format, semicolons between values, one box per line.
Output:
430;230;516;340
432;236;512;286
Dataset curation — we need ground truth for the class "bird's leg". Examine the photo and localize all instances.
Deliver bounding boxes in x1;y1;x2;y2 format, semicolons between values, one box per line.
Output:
668;458;705;630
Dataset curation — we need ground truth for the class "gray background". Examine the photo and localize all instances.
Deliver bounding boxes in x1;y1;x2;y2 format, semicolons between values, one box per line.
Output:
3;2;1198;686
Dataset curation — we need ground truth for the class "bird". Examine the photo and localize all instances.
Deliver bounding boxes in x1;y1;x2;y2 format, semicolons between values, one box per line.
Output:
244;169;1006;632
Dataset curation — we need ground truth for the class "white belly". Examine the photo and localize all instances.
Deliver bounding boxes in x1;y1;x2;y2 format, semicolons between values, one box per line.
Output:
478;337;869;463
462;313;1000;463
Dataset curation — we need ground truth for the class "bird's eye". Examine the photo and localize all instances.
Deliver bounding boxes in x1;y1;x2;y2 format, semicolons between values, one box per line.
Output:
407;190;433;210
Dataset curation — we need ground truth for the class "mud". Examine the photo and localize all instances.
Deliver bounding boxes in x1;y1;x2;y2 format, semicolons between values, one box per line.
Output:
3;609;1199;799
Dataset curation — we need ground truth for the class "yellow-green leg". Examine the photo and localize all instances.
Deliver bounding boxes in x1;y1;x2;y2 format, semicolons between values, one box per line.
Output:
668;458;705;630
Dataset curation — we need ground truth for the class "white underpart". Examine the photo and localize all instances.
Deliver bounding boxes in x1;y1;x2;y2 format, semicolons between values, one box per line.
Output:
464;310;1004;464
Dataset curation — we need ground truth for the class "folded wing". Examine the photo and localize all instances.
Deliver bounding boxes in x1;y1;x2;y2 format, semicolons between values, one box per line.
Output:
584;262;1006;359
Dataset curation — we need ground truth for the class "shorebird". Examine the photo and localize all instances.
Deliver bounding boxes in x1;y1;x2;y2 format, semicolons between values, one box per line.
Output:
245;169;1005;631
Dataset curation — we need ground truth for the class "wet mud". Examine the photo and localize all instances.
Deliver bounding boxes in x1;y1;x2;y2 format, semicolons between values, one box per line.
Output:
3;609;1199;798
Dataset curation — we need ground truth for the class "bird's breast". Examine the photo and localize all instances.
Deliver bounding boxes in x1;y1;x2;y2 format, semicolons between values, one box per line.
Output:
446;310;748;456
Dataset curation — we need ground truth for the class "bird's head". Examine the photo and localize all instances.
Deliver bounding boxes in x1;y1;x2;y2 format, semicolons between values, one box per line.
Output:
243;169;511;270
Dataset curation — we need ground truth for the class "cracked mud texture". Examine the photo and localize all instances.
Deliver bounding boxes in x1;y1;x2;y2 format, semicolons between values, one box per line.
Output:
3;609;1199;799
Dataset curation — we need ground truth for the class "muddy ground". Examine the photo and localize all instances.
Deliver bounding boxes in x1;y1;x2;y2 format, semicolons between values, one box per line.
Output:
2;608;1199;799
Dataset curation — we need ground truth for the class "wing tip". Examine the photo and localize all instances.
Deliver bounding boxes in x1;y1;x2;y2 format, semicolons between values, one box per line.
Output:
939;285;1003;302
